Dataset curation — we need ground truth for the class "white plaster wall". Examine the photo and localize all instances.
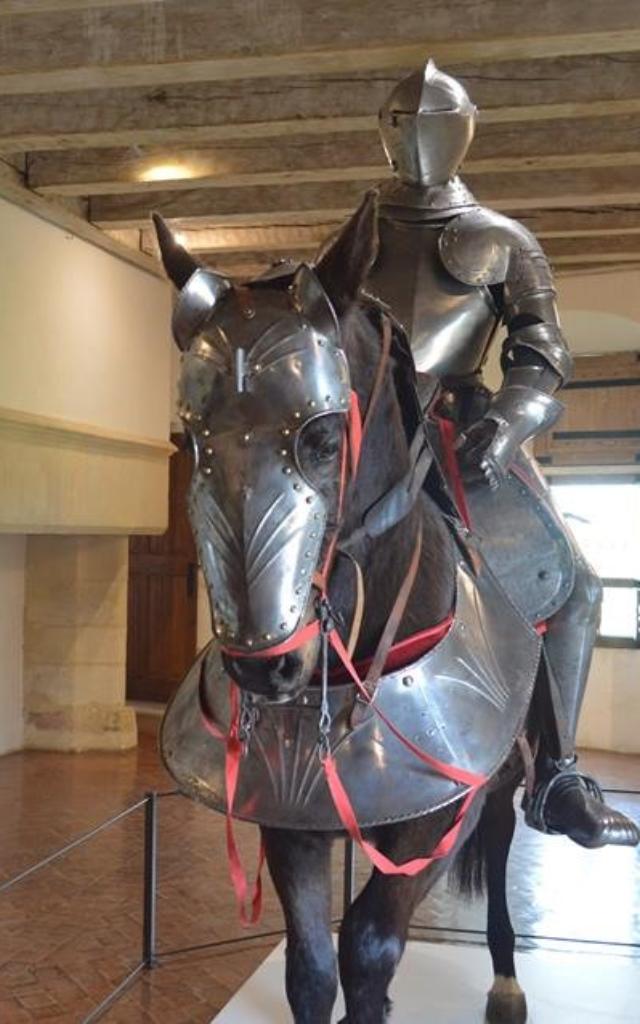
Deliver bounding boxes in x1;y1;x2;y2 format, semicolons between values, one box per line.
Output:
0;197;173;440
0;536;25;755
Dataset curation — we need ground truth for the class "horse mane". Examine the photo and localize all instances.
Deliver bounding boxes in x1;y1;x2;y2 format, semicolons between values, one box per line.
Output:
326;298;456;660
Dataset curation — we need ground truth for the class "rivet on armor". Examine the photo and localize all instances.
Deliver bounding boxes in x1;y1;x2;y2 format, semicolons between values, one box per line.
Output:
204;446;213;456
283;466;292;475
402;676;414;687
313;512;321;520
293;483;302;492
304;551;312;559
203;466;213;476
263;633;272;642
294;587;302;596
307;399;316;409
306;496;314;505
300;569;307;577
310;532;317;539
282;427;291;437
254;362;262;372
246;638;254;648
202;428;211;438
280;448;288;457
279;622;287;631
243;432;252;444
293;411;302;420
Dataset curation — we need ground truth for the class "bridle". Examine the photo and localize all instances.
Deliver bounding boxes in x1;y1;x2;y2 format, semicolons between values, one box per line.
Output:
200;310;487;923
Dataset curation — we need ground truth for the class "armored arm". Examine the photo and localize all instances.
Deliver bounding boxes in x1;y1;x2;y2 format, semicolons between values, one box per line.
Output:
440;208;572;486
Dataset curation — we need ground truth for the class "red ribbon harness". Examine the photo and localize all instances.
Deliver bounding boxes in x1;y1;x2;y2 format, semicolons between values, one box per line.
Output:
201;371;491;925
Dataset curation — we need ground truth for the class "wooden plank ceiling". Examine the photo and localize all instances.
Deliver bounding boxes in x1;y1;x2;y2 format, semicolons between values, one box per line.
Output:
1;0;640;279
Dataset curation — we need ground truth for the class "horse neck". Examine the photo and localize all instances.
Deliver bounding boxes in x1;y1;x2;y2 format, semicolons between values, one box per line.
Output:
331;307;456;661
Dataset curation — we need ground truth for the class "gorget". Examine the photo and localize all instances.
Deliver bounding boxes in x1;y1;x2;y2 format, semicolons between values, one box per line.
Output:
161;557;541;831
377;176;478;222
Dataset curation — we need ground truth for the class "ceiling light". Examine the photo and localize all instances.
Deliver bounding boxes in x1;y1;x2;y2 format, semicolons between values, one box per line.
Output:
141;163;195;183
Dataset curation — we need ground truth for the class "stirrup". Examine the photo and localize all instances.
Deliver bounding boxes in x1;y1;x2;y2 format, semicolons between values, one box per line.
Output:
522;758;603;835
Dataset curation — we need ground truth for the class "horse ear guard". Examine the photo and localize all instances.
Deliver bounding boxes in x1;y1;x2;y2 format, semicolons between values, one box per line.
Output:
152;212;200;290
291;263;340;348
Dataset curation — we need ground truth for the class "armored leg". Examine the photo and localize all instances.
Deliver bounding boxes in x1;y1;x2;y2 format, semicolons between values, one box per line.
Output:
525;554;639;848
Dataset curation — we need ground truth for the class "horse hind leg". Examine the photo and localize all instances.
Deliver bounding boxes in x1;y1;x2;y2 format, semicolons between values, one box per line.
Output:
469;781;528;1024
452;774;527;1023
262;827;337;1024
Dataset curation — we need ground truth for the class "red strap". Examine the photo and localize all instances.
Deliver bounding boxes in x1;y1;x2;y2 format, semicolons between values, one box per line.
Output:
437;416;472;531
221;619;320;660
323;755;481;876
224;685;265;926
320;627;485;875
200;681;265;926
348;389;363;477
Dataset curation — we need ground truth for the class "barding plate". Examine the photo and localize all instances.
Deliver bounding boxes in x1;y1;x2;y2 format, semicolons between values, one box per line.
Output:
160;556;541;831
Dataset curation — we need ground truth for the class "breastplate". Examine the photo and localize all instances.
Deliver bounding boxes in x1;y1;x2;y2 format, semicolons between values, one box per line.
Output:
365;213;499;378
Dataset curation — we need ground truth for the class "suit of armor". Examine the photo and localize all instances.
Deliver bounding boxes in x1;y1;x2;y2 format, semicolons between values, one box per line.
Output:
363;61;638;848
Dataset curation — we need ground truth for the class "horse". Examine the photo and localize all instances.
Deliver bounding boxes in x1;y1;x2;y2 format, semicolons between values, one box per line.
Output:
154;195;540;1024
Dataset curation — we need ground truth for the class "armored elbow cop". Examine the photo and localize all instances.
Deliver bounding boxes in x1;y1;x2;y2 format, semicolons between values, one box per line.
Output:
484;384;564;466
501;321;574;382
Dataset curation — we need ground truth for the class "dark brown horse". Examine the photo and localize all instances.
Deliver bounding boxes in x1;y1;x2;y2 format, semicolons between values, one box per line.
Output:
155;198;536;1024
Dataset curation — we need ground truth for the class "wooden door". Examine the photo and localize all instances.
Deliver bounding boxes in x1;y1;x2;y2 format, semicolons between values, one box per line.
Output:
126;434;198;703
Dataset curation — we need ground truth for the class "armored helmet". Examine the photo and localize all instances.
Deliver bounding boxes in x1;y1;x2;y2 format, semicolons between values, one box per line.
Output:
378;60;477;186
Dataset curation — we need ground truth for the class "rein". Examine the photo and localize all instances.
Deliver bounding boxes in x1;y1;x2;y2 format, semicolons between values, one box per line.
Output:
202;314;486;923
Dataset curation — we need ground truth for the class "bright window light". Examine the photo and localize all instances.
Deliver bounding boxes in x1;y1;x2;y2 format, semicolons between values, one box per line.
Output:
550;481;640;646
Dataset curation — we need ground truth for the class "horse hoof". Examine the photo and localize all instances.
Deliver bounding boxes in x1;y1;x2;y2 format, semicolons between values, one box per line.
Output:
486;976;527;1024
338;998;392;1023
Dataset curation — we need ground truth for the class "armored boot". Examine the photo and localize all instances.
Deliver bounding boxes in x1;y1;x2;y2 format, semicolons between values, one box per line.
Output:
524;555;640;848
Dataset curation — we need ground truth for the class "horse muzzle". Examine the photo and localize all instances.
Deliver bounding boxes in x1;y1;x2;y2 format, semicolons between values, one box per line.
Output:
222;649;311;703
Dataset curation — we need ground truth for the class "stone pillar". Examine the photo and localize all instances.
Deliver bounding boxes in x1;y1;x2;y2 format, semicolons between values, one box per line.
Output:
23;536;137;751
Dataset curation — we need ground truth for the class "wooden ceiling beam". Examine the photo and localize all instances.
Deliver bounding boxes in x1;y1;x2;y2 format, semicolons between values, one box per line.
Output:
1;0;640;96
137;222;339;256
89;167;640;229
132;211;640;259
28;112;640;196
3;51;640;152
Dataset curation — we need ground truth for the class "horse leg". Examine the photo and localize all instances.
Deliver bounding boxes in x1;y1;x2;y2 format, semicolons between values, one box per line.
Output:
261;827;337;1024
484;781;528;1024
338;809;469;1024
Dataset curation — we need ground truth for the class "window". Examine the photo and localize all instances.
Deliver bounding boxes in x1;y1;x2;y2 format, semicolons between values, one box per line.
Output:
549;479;640;648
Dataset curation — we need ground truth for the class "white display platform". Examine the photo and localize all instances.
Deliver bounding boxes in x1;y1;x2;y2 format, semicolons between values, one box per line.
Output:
214;939;640;1023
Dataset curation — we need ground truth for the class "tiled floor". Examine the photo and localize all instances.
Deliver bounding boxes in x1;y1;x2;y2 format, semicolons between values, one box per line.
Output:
0;726;638;1024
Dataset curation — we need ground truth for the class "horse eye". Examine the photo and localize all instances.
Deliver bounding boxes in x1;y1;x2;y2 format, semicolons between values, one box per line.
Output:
297;417;342;465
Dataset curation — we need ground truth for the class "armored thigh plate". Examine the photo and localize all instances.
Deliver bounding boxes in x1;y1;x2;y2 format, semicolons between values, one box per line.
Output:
161;558;541;830
465;451;576;624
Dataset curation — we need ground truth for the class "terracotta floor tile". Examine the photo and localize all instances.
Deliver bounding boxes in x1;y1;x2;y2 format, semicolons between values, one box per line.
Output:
1;733;638;1022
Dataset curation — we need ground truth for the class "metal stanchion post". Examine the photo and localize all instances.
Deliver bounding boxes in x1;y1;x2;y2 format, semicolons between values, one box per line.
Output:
142;792;158;968
343;839;355;917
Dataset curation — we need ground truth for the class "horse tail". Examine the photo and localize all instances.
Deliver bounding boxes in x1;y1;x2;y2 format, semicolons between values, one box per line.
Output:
450;799;490;899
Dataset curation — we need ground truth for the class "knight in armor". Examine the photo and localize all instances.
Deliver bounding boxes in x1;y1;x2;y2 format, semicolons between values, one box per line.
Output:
362;60;639;848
